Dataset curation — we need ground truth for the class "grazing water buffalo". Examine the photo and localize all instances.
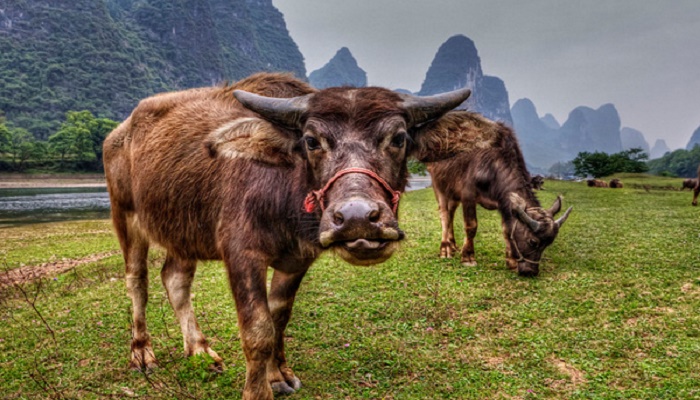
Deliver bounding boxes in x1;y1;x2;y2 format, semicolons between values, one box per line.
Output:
587;179;608;187
103;73;471;399
531;174;545;190
693;165;700;206
682;178;697;190
609;178;624;188
424;111;572;277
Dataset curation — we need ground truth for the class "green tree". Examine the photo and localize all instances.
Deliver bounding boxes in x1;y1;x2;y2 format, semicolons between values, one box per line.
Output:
573;148;648;178
6;127;38;171
49;110;116;169
88;117;118;170
0;118;11;153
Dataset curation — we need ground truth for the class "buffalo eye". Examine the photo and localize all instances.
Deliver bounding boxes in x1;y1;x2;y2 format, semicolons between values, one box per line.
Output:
390;132;406;148
304;136;321;151
528;239;539;248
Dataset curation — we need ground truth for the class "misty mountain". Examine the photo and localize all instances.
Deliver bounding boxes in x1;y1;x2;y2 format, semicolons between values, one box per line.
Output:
650;139;672;159
0;0;305;138
540;114;560;129
418;35;512;125
685;125;700;150
620;127;650;154
510;98;567;168
558;104;622;155
308;47;367;89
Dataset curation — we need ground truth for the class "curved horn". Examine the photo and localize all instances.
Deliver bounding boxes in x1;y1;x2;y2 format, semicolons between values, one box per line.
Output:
555;206;573;228
513;207;542;232
549;195;563;215
233;90;311;129
399;88;472;126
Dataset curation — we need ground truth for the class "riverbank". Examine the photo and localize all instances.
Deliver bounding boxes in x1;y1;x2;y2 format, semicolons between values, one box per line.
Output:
0;173;106;189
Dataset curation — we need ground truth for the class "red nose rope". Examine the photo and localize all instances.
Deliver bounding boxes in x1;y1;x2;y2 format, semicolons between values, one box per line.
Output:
303;167;401;214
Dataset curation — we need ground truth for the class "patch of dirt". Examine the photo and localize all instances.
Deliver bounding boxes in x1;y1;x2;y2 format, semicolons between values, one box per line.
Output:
0;251;119;287
550;357;588;386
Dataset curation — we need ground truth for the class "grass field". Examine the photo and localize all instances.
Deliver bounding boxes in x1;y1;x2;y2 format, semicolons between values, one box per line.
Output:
1;177;699;399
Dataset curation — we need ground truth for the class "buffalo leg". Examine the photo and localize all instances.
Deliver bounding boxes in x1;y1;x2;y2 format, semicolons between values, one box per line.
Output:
693;184;699;206
113;212;157;370
161;254;223;369
226;253;276;400
435;190;458;257
460;201;478;266
266;264;310;395
502;220;518;270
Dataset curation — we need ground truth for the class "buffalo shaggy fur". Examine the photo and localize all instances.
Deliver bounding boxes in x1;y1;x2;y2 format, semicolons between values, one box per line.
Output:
609;178;624;188
104;73;470;399
682;178;697;190
587;179;609;188
423;111;571;277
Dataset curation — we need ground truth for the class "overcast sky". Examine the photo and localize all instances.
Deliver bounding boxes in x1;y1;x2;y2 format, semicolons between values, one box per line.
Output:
272;0;700;151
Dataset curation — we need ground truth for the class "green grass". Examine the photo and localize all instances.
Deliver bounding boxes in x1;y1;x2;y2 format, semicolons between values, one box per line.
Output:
1;178;699;399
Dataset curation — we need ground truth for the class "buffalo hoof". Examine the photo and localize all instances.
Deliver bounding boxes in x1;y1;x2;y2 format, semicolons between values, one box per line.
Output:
693;202;698;207
439;241;457;258
461;260;477;267
271;381;297;396
129;346;158;372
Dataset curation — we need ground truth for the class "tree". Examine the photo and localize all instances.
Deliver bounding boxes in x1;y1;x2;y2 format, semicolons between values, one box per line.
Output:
49;110;117;169
6;127;38;171
0;118;10;154
88;117;118;170
573;148;649;178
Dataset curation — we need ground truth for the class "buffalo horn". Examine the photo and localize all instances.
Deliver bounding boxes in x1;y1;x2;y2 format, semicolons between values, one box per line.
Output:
513;207;542;232
233;90;311;129
555;207;573;228
549;195;563;215
400;88;472;126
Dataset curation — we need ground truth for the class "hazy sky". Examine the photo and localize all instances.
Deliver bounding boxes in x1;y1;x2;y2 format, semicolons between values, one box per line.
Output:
272;0;700;150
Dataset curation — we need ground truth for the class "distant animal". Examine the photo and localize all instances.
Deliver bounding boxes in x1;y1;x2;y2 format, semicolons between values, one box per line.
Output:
682;178;697;190
531;174;545;190
609;178;624;188
587;179;608;187
425;111;572;277
103;72;472;399
693;165;700;206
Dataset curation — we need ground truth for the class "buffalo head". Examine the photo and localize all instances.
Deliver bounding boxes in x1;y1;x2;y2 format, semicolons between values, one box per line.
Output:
508;193;572;277
222;86;471;265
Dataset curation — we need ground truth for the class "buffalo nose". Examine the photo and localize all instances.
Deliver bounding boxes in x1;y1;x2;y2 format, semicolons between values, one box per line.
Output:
333;200;381;227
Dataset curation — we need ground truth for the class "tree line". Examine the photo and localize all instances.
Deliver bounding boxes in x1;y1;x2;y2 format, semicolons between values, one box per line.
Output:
0;111;118;172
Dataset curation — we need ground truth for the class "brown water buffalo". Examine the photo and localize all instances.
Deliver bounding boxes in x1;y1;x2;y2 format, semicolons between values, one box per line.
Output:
103;72;471;399
425;111;572;277
609;178;623;188
682;178;697;190
587;179;608;187
693;165;700;206
531;174;545;190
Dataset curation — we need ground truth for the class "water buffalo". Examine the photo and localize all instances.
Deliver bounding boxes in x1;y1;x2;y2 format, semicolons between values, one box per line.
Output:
682;178;697;190
531;174;545;190
609;178;623;188
424;111;572;277
693;165;700;206
587;179;608;187
103;72;471;399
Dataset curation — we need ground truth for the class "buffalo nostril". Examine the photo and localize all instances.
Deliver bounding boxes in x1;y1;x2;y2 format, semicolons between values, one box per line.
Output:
333;211;345;226
368;209;380;223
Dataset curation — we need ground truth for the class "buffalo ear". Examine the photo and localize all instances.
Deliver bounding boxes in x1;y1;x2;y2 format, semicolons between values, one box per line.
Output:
204;117;298;166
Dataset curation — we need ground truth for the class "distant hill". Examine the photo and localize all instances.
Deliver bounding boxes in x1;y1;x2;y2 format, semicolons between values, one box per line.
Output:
308;47;367;89
620;127;650;154
685;125;700;150
418;35;512;125
540;114;560;130
651;139;672;159
0;0;306;139
559;104;622;155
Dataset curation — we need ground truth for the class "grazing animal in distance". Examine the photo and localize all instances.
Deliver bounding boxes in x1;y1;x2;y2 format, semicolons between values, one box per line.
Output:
609;178;624;188
683;178;697;190
587;179;608;187
424;111;572;277
693;165;700;206
531;174;545;190
103;72;472;399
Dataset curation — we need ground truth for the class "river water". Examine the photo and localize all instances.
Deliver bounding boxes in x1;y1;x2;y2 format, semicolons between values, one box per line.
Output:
0;176;432;227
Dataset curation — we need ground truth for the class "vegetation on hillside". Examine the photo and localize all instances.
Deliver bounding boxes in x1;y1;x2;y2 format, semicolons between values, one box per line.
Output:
647;145;700;177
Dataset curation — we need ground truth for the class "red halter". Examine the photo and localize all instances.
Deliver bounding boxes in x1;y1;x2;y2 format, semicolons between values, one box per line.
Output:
303;167;401;214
